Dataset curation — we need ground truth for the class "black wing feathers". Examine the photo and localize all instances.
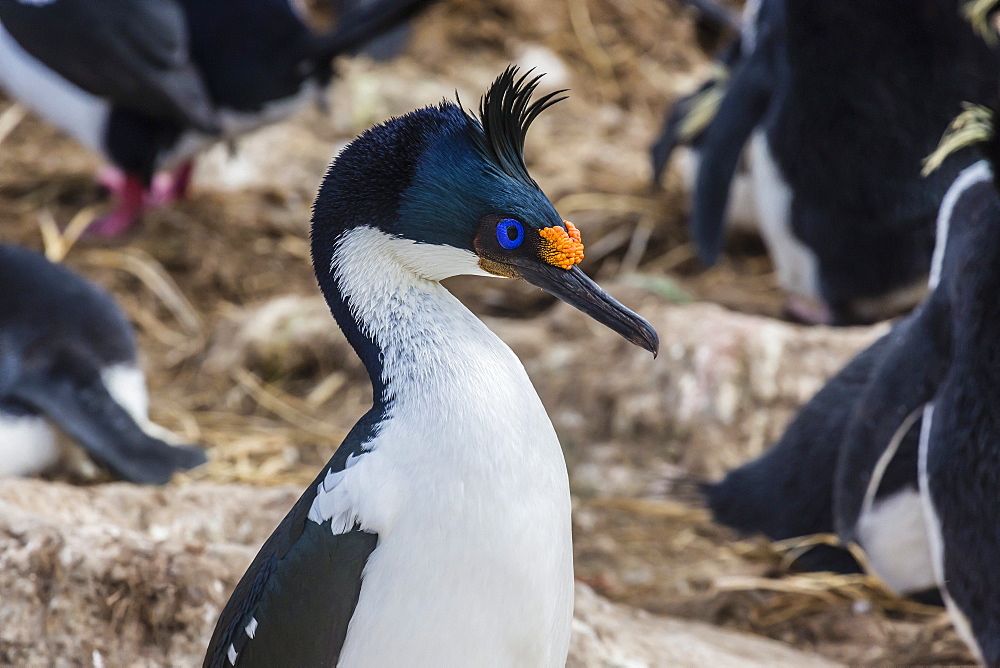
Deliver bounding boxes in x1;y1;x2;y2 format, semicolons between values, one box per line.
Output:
204;468;377;668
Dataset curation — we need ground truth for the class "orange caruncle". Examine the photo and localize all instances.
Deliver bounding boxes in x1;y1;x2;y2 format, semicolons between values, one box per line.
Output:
538;220;585;269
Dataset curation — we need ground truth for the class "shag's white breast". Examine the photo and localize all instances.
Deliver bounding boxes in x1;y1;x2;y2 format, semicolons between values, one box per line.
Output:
308;228;574;667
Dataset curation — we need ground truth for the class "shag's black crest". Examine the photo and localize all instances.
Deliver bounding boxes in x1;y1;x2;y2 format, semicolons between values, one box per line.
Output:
468;66;567;190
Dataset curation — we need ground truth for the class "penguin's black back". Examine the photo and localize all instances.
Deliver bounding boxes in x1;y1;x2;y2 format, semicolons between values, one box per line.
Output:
768;0;998;308
0;246;136;372
705;326;924;575
178;0;315;112
774;0;997;215
924;171;1000;660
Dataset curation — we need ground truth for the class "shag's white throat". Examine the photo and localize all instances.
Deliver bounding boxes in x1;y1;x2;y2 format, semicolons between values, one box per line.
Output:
304;227;574;667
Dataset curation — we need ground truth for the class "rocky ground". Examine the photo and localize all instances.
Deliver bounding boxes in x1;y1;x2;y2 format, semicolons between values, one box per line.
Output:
0;0;976;665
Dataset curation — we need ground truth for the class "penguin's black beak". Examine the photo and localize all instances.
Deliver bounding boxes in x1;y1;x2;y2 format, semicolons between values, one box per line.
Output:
517;263;660;356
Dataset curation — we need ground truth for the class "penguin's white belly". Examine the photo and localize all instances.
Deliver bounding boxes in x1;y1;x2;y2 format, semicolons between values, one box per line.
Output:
749;130;820;300
100;363;182;443
0;20;109;155
0;412;59;477
856;486;936;595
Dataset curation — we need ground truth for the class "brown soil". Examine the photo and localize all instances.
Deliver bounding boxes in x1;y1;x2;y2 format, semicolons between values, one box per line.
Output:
0;0;971;665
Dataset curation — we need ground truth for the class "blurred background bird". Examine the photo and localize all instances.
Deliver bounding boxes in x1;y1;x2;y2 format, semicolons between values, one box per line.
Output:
834;103;1000;665
0;244;205;483
703;37;1000;663
0;0;436;237
654;0;999;325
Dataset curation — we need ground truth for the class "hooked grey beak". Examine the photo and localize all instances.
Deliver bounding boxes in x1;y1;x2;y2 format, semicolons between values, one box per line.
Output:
517;263;659;355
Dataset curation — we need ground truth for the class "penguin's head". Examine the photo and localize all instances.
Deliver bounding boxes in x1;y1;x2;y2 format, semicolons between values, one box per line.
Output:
311;66;658;355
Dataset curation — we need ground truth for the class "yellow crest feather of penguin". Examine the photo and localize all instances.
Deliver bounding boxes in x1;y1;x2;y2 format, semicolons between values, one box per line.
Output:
678;64;730;142
964;0;1000;45
921;103;995;176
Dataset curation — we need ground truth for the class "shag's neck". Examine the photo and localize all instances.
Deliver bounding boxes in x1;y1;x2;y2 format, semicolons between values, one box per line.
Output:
324;227;515;412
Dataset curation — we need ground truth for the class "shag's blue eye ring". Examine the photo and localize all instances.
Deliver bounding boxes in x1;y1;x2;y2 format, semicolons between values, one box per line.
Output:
496;218;524;250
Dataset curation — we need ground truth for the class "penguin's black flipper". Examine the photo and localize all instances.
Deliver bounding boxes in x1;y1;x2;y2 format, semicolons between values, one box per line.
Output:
651;39;742;185
309;0;439;63
833;295;951;543
705;332;897;575
9;359;205;485
650;91;698;185
689;36;774;264
333;0;412;61
0;0;219;133
671;0;742;34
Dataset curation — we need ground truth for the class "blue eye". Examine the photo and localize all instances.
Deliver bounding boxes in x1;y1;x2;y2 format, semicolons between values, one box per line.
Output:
496;218;524;250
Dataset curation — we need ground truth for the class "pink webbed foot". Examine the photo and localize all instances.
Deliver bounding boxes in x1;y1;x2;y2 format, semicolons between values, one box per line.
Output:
96;165;127;195
149;161;194;207
784;294;834;326
86;174;146;238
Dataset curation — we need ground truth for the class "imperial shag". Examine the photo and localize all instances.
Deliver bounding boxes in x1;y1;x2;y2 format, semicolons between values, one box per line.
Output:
203;68;658;667
0;0;434;236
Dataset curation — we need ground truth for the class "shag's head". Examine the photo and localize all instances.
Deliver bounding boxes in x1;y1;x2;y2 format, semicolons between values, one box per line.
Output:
312;66;658;355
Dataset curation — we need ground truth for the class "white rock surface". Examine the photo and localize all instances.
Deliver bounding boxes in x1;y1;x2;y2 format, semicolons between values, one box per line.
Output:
0;479;839;666
570;584;840;668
